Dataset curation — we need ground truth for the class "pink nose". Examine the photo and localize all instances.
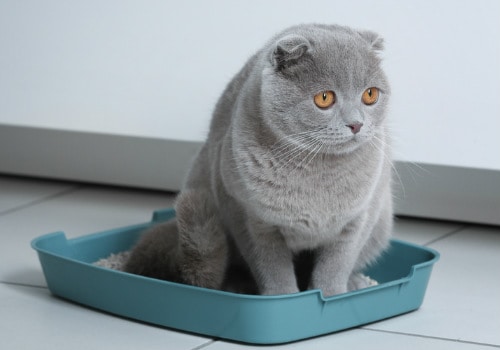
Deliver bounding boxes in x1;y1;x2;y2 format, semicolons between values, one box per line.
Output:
347;123;363;134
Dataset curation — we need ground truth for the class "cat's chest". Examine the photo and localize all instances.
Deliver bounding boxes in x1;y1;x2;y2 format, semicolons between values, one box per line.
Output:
238;150;380;233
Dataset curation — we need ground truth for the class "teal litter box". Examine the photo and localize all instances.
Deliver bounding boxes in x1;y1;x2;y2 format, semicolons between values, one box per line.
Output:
32;208;439;345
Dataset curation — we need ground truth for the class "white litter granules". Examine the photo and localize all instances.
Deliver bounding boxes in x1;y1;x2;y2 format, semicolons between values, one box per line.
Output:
94;251;131;271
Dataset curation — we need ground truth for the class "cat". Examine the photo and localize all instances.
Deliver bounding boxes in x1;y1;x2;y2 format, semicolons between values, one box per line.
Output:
124;23;393;297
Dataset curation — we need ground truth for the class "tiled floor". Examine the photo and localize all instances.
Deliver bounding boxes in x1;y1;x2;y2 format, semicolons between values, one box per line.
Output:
1;175;499;349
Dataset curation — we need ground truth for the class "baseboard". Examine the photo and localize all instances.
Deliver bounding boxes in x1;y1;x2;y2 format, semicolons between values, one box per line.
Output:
0;124;200;191
392;162;500;225
1;124;498;225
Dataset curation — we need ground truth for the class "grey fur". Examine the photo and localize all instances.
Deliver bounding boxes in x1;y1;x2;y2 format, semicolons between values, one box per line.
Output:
124;24;393;297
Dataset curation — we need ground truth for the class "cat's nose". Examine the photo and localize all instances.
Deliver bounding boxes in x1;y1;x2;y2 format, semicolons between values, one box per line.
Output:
346;123;363;134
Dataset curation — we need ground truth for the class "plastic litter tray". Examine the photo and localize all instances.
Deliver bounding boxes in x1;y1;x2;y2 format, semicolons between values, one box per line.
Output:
32;208;439;344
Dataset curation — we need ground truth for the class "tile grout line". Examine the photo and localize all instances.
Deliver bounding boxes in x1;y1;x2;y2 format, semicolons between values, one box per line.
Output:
0;185;86;217
2;277;222;349
1;277;224;349
189;339;219;350
0;280;48;290
362;327;500;348
423;224;470;247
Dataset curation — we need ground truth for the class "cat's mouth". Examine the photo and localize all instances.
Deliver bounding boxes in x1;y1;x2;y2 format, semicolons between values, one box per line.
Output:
313;132;369;155
319;130;359;142
269;128;370;159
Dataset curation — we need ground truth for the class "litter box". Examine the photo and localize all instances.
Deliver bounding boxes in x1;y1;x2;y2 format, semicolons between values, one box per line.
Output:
31;208;439;345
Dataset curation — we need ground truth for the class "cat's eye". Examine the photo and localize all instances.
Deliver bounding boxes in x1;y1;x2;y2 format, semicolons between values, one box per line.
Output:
314;90;336;109
362;87;379;105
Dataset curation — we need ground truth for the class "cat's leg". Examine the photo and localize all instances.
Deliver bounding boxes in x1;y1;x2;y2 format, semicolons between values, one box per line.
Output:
309;244;357;296
309;220;368;296
347;201;392;291
238;218;299;295
174;189;229;289
354;200;393;270
311;202;392;296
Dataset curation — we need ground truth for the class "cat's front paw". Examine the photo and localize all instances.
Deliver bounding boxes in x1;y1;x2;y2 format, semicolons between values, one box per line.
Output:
347;272;378;291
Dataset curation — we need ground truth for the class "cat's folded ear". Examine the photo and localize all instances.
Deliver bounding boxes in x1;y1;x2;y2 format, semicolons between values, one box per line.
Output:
271;34;311;71
358;30;384;51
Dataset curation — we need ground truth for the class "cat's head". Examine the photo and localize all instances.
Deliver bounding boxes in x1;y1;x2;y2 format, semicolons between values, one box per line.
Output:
260;24;390;156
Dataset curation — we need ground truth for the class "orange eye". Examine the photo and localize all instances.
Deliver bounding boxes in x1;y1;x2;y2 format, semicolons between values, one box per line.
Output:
362;87;379;105
314;90;336;109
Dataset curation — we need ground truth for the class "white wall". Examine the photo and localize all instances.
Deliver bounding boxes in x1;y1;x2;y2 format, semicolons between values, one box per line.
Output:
2;0;499;170
1;1;499;224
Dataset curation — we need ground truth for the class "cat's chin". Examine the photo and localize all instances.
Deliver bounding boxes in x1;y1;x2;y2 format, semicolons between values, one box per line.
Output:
319;137;370;156
327;145;363;156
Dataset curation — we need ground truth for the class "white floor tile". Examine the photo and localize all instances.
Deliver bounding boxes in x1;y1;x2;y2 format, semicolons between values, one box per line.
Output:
204;329;491;350
40;186;177;237
2;176;499;350
0;185;176;286
1;283;211;350
393;216;465;245
0;175;77;213
366;225;500;346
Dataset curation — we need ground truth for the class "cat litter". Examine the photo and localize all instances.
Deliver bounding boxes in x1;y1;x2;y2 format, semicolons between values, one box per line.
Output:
32;208;439;345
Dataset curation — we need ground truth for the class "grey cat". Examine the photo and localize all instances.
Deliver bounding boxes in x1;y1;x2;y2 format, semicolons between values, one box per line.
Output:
124;23;393;297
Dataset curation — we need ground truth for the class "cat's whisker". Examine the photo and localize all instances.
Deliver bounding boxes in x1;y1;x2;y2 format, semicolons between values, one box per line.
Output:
287;140;322;174
269;130;322;159
271;140;309;162
270;135;315;160
226;132;315;172
276;138;322;172
374;125;432;200
378;124;430;178
266;131;318;157
370;134;406;200
300;139;324;171
269;129;324;150
270;131;315;147
292;136;328;174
